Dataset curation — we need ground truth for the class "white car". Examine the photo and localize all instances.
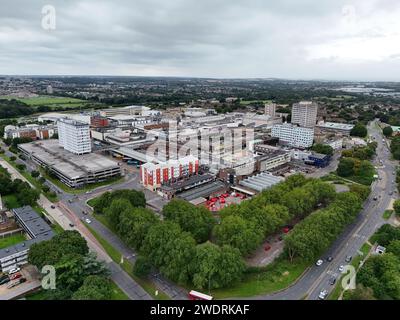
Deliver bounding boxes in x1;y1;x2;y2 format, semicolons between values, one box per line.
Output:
8;267;20;275
316;259;324;266
85;218;92;224
338;265;345;273
318;290;328;300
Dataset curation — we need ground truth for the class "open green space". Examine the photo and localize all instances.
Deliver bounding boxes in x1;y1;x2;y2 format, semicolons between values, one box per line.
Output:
109;281;130;300
212;258;309;299
84;223;170;300
383;210;393;220
240;99;272;105
0;233;26;249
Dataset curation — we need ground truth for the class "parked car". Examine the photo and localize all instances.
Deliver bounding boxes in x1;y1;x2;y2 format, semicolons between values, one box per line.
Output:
50;205;56;209
85;218;92;224
316;259;324;266
264;244;271;251
7;277;26;289
339;265;345;273
9;272;21;281
326;256;333;262
318;290;328;300
8;267;20;275
0;277;10;285
329;277;337;286
69;223;75;228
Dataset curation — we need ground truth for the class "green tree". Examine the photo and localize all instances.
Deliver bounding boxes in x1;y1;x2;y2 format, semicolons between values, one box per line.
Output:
337;158;355;177
72;275;112;300
162;199;214;243
393;200;400;216
311;144;334;156
350;123;368;138
133;255;152;278
105;198;134;230
343;284;376;300
383;126;393;137
213;215;263;256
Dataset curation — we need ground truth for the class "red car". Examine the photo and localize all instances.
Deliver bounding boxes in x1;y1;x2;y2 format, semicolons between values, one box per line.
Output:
10;272;21;281
220;198;226;204
221;193;230;198
264;245;272;251
211;198;219;202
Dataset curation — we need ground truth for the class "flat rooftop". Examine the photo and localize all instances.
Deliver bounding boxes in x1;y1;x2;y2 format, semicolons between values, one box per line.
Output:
316;122;354;130
178;180;227;201
20;140;120;180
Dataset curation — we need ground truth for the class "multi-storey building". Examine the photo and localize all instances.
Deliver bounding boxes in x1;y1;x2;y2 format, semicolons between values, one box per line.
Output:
58;118;91;155
140;155;199;191
291;101;318;128
264;103;277;118
271;123;314;148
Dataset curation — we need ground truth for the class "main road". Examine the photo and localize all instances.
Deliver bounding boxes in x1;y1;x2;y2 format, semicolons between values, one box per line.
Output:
255;120;397;300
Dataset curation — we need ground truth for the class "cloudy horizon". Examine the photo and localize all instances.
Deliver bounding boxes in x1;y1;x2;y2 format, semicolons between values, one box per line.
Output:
1;0;400;81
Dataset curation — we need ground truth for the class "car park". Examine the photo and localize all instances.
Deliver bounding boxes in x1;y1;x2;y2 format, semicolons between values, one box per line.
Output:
316;259;323;266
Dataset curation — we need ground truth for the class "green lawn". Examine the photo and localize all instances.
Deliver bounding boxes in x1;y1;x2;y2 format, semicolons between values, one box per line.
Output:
0;233;26;249
212;258;309;299
383;210;393;220
109;281;130;300
84;223;170;300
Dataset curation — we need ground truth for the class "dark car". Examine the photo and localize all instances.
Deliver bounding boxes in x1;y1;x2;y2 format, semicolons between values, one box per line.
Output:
329;277;337;285
50;205;56;209
345;256;352;263
0;277;10;285
326;256;333;262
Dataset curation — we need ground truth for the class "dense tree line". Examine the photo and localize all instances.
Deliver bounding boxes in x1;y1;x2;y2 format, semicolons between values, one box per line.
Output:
0;167;40;207
284;192;363;262
391;136;400;160
28;231;111;300
91;189;146;215
214;175;336;256
0;99;35;119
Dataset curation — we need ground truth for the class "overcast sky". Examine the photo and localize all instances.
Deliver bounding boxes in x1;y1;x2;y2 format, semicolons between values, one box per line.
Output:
1;0;400;80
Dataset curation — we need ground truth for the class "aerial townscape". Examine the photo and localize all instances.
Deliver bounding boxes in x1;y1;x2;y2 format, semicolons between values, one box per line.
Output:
0;0;399;312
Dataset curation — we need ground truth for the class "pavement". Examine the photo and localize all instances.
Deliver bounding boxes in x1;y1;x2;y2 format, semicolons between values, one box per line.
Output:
0;142;152;300
251;120;397;300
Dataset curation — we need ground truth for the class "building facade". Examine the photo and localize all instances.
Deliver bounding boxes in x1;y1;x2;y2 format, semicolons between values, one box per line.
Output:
291;101;318;128
272;124;314;148
140;155;199;191
264;103;277;118
58;118;91;155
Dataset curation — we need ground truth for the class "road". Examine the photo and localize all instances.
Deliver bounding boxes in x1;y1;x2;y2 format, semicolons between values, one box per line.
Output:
253;121;397;300
0;142;152;300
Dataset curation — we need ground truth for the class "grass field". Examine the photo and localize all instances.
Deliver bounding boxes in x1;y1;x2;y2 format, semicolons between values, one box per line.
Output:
0;233;26;249
212;258;309;299
383;210;393;220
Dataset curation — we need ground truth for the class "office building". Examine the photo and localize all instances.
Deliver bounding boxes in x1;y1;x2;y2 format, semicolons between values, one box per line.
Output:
292;101;318;128
272;124;314;148
58;118;91;155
